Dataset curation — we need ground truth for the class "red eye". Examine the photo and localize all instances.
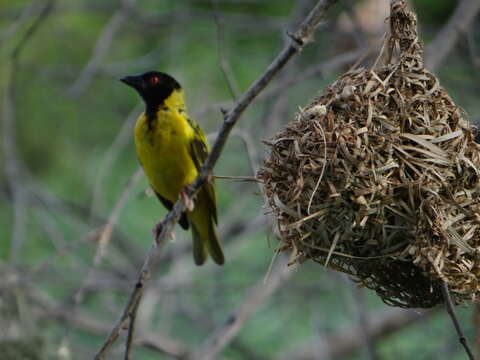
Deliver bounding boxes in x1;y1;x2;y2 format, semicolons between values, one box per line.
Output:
150;76;159;84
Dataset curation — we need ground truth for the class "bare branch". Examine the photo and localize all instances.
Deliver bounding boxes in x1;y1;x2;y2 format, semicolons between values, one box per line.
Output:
93;1;339;358
2;0;55;265
350;285;378;360
209;0;241;99
56;169;142;356
193;48;364;120
191;256;295;360
474;302;480;358
0;1;40;47
68;0;137;97
90;103;142;218
466;27;480;68
425;0;480;71
131;8;284;33
441;282;476;360
73;168;143;303
124;303;138;360
280;308;434;360
26;287;189;359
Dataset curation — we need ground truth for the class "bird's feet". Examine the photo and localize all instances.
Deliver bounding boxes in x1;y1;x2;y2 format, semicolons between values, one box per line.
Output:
152;222;176;243
180;186;195;212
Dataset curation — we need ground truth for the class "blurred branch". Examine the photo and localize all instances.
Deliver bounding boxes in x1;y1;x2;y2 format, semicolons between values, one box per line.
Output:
12;183;142;276
99;48;163;76
53;168;142;355
209;0;241;99
94;1;339;358
173;287;271;360
90;103;141;218
343;0;367;49
2;0;55;265
231;128;261;176
441;282;476;360
258;0;314;138
133;8;284;32
68;0;137;97
193;48;363;120
262;47;366;98
281;308;434;360
425;0;480;71
191;256;295;360
0;1;40;47
28;287;189;359
70;168;143;308
155;214;264;294
350;285;377;360
474;302;480;358
466;26;480;68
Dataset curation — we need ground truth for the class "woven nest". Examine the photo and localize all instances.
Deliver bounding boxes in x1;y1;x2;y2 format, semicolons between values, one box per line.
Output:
258;0;480;308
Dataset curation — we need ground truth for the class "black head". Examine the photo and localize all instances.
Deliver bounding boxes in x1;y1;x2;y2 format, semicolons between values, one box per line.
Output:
120;71;181;110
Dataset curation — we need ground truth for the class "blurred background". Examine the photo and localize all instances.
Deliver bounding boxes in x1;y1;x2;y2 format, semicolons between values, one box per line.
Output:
1;0;480;359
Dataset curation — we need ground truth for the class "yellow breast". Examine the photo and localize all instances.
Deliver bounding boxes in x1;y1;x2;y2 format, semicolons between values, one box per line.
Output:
134;91;197;202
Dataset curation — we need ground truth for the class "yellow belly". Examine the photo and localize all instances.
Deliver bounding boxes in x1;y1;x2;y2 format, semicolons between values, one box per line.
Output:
134;111;197;202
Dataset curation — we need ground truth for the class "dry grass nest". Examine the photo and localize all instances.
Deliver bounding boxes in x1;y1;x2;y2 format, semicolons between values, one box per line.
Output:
258;0;480;308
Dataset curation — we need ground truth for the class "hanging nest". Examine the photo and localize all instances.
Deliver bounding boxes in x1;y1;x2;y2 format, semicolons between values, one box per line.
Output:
258;0;480;308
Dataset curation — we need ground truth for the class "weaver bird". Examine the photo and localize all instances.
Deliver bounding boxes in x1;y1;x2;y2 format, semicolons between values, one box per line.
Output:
121;71;224;265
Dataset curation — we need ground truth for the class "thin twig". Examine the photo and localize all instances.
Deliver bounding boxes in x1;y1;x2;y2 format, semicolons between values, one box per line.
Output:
441;282;476;360
280;308;434;360
2;0;55;265
192;256;295;360
211;175;259;182
0;0;40;47
61;169;142;350
209;0;241;99
425;0;480;71
124;302;138;360
68;0;137;97
474;302;480;358
89;103;142;219
257;0;312;137
73;169;143;303
350;285;378;360
93;1;338;358
466;28;480;68
132;7;284;33
343;0;368;49
23;284;189;359
193;48;365;120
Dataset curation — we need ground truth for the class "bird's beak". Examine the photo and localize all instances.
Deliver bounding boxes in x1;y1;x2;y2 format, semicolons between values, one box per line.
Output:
120;75;143;90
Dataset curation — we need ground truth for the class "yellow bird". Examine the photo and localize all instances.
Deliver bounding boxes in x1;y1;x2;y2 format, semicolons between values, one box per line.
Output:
121;71;224;265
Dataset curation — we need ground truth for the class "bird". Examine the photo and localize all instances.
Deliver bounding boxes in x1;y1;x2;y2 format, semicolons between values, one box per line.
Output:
121;71;224;266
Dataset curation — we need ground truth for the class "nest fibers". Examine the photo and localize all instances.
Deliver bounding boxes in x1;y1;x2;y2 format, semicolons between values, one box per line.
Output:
258;0;480;308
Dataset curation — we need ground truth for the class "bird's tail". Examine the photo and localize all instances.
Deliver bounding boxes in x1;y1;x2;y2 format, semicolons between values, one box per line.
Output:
191;220;224;265
190;192;224;266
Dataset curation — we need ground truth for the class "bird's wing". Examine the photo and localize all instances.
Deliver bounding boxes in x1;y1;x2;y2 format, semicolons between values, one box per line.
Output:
154;190;189;230
187;118;218;224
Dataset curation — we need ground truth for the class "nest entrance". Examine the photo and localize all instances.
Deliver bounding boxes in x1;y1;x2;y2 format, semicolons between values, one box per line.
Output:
259;0;480;308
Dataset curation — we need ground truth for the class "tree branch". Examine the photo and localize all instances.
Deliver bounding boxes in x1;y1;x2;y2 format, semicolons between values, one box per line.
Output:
280;308;434;360
2;0;55;265
191;256;295;360
441;282;476;360
68;0;137;97
209;0;241;99
425;0;480;71
93;1;339;358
